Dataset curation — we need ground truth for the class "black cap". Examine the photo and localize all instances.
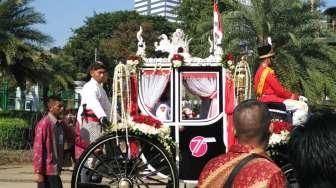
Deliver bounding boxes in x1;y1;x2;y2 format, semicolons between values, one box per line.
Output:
89;61;106;71
257;45;275;59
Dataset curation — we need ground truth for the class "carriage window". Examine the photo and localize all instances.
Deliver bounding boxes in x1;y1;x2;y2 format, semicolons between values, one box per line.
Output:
139;69;172;122
180;72;219;121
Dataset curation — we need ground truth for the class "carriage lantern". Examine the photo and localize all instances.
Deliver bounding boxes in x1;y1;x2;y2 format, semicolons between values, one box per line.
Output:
233;41;252;104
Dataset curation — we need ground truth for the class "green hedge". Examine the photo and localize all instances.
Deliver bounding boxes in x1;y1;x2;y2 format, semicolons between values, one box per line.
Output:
0;110;44;123
0;117;29;150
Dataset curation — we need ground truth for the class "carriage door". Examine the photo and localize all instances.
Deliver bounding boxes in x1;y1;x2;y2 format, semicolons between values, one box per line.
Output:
177;69;226;181
137;69;173;122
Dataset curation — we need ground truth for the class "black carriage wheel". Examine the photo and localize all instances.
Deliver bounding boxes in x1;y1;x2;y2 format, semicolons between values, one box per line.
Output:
71;132;178;188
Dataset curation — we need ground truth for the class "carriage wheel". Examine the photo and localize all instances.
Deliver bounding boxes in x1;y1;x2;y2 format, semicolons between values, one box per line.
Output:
71;133;178;188
281;163;298;186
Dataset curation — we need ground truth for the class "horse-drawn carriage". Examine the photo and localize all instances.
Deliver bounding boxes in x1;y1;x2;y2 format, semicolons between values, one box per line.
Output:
71;27;296;188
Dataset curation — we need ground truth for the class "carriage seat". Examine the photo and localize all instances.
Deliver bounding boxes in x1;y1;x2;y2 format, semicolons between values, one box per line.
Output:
265;102;287;112
264;102;291;122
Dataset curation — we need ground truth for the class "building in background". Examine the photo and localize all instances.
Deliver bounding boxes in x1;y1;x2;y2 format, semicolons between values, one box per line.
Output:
324;7;336;33
134;0;181;22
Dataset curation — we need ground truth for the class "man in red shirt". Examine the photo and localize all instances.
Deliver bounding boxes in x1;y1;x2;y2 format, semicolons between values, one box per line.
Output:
254;44;308;126
33;96;64;188
198;99;286;188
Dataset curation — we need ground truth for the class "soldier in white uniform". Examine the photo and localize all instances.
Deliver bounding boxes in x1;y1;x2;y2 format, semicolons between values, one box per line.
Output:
76;61;111;183
77;61;111;144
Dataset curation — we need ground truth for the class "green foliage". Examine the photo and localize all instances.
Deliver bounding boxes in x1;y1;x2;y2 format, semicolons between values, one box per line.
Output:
176;0;237;57
0;110;43;126
178;0;336;105
0;0;76;105
0;0;52;90
225;0;336;105
40;49;76;92
64;11;176;79
0;110;43;150
0;117;29;150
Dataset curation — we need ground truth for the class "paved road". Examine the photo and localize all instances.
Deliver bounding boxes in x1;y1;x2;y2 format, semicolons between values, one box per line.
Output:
0;164;197;188
0;164;71;188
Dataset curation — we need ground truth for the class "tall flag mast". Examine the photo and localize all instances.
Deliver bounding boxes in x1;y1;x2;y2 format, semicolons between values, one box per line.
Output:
213;0;223;47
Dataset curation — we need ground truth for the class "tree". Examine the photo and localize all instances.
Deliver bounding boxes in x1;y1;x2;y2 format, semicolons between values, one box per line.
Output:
222;0;336;104
0;0;52;94
64;11;176;79
39;49;76;107
176;0;236;57
177;0;336;104
47;47;76;91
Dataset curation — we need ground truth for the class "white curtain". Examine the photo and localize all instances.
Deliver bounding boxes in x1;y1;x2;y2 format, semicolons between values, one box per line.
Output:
140;70;170;113
182;73;218;118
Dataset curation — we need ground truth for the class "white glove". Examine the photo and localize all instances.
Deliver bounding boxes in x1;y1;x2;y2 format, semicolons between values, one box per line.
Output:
299;96;308;103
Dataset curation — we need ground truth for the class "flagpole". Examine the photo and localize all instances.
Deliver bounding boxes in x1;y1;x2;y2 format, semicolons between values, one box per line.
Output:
94;48;97;62
213;0;223;58
212;0;215;55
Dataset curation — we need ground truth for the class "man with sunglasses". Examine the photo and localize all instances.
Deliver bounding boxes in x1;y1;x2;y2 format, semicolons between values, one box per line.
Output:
254;44;308;126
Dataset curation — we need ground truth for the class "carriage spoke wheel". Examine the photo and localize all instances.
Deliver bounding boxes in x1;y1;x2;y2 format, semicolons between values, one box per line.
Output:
72;133;177;188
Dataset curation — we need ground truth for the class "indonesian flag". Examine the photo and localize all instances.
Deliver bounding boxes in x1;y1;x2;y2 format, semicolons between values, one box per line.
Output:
213;0;223;46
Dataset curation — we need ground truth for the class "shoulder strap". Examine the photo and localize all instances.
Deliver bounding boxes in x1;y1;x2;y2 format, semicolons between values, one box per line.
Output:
223;153;268;188
256;67;274;97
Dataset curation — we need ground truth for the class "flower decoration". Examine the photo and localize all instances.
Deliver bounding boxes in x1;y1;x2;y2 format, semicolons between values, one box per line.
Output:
126;55;144;73
109;115;173;154
223;53;236;74
171;54;184;68
268;121;293;148
132;114;162;129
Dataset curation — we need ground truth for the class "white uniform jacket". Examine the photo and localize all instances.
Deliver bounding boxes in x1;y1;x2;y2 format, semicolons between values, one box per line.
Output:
77;78;111;123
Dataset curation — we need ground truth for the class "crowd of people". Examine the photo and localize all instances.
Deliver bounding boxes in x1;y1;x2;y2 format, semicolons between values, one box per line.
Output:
32;46;336;188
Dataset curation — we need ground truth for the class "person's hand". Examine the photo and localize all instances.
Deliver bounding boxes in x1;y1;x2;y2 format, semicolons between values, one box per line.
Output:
299;95;308;103
34;174;44;183
99;117;110;129
290;93;299;100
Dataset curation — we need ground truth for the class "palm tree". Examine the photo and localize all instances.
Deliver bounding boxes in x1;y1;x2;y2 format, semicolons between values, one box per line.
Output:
0;0;52;91
0;0;53;106
222;0;336;104
39;49;76;108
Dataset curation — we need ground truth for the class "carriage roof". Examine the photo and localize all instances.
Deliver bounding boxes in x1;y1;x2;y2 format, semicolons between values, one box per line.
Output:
134;26;224;68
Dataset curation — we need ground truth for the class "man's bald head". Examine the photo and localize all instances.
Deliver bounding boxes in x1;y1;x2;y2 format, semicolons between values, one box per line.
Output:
233;99;271;145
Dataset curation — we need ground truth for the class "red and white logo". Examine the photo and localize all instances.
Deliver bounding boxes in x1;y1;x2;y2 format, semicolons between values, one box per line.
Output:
189;136;216;157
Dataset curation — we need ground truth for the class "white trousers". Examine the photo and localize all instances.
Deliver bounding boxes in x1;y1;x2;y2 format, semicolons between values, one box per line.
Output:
283;99;309;126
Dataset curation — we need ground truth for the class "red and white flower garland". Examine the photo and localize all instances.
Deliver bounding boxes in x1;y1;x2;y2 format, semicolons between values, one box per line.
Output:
268;121;293;147
126;55;143;72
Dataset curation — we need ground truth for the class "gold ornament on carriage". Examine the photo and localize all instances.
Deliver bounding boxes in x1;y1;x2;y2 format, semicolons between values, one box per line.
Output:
233;55;252;104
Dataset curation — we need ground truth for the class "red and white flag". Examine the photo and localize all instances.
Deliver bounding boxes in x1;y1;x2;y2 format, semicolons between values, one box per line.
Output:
213;0;223;46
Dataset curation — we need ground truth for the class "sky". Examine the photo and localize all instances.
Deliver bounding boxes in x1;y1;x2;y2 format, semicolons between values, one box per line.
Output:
31;0;133;47
31;0;336;48
326;0;336;6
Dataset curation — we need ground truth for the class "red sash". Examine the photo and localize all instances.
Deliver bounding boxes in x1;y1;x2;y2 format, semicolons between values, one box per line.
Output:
82;109;99;122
